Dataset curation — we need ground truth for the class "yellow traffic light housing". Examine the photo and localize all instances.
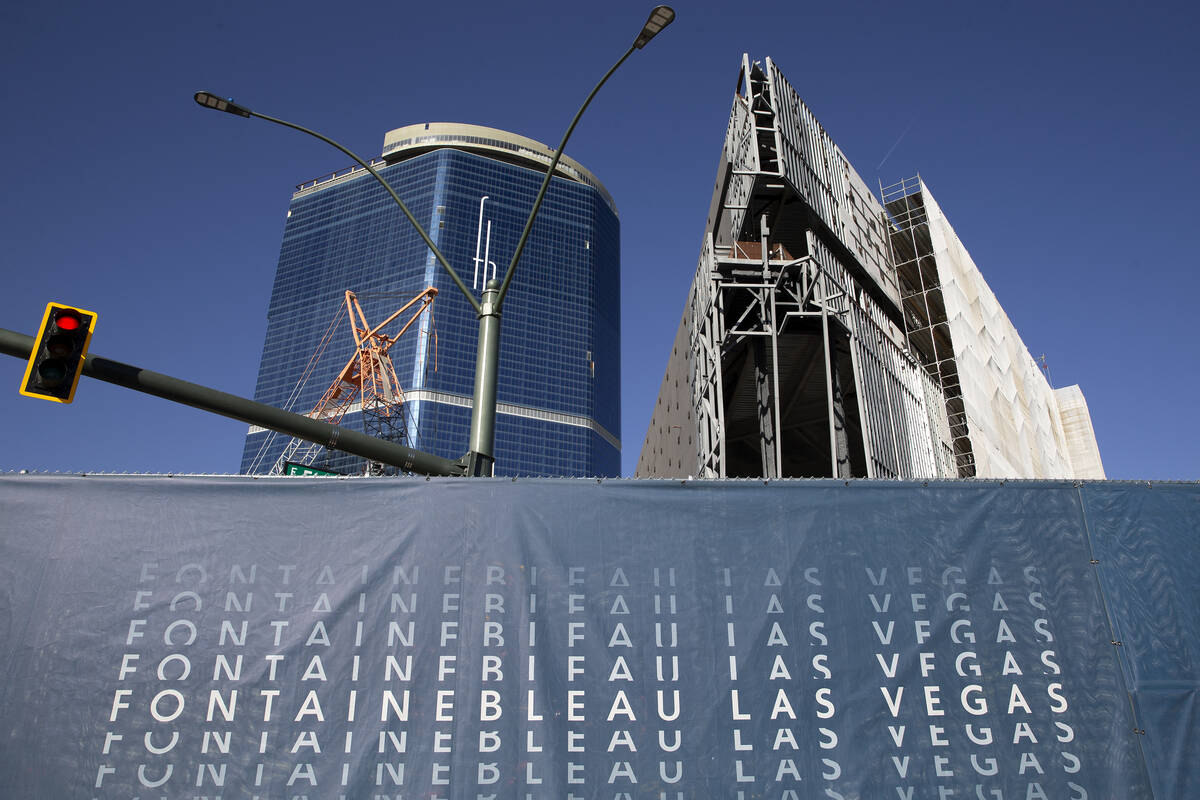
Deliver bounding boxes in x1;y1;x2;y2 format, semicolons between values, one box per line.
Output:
20;302;97;403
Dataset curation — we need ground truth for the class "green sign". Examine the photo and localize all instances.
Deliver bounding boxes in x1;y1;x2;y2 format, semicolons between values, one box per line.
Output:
283;462;340;477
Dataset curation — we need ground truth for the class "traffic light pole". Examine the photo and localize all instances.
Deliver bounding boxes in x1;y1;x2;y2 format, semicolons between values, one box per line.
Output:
0;327;467;477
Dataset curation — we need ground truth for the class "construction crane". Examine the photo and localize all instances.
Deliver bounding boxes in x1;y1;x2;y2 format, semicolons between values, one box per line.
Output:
266;287;437;476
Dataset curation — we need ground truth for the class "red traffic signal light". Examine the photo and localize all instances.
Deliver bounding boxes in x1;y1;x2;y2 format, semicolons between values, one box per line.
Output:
19;303;97;403
54;311;82;331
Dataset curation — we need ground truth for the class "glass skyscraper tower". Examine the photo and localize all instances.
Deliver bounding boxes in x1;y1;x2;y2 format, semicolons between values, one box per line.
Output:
240;123;620;477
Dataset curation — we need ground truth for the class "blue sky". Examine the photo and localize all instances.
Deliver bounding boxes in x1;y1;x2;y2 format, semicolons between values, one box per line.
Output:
1;1;1196;479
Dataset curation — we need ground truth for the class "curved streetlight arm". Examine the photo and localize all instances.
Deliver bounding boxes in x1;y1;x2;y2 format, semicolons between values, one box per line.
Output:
252;111;482;315
495;4;674;305
196;94;482;316
496;44;635;306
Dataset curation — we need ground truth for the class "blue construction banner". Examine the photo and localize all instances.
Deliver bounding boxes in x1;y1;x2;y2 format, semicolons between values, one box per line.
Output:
1081;483;1200;800
0;475;1194;799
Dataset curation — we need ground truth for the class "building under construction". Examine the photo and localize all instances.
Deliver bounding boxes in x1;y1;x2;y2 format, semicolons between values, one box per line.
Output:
637;55;1104;480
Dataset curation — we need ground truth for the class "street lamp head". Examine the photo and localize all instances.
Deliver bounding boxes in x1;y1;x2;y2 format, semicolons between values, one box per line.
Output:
633;5;675;49
194;91;252;118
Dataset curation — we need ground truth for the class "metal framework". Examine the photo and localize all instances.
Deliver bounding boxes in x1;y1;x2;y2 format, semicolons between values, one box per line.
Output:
881;177;977;477
265;288;437;476
640;56;954;479
639;54;1104;483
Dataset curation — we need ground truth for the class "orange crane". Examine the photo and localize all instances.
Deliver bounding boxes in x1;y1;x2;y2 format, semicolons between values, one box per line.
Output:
267;287;437;476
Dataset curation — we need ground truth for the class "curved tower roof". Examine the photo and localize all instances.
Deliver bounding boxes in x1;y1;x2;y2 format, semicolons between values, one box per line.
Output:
381;122;617;216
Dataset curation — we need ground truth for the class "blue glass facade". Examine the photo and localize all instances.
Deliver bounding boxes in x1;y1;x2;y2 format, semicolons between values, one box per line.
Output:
240;138;620;476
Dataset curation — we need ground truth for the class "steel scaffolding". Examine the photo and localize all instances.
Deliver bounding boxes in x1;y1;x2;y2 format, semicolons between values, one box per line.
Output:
639;56;953;480
881;177;977;477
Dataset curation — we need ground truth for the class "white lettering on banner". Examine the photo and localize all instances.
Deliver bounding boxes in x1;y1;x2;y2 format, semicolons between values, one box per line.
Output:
86;556;1097;796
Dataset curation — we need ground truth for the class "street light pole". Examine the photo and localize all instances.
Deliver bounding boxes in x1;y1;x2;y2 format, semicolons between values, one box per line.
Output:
196;6;675;476
466;279;502;476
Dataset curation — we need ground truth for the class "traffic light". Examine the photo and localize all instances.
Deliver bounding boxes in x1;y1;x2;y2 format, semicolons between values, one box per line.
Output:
19;302;97;403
